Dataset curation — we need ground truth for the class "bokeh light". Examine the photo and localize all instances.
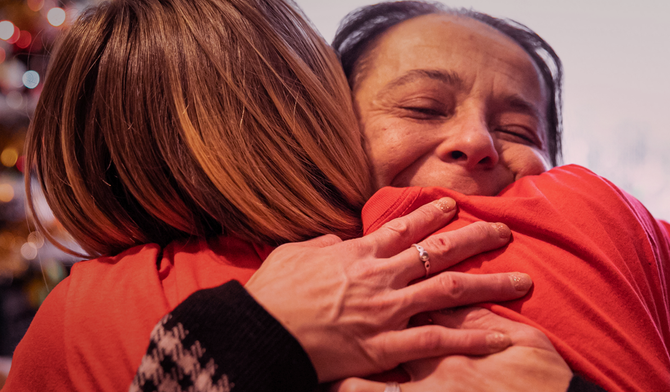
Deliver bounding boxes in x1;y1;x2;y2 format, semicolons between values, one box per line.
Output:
3;59;27;89
1;148;19;167
16;30;31;49
0;21;14;40
20;242;38;260
22;70;40;89
6;91;24;110
47;7;66;27
6;26;20;45
0;183;15;203
15;155;26;173
27;231;45;249
27;0;45;12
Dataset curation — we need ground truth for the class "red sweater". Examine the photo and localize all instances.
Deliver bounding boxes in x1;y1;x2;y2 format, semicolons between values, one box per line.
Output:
5;236;273;391
6;165;670;391
362;165;670;392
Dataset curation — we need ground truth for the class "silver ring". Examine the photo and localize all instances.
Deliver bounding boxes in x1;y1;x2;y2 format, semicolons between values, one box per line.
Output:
412;243;430;278
384;382;401;392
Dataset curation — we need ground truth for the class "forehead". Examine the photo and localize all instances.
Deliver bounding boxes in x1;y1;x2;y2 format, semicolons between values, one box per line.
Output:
359;13;546;107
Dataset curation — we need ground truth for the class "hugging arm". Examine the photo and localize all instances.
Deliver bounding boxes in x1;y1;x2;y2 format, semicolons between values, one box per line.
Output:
130;199;534;391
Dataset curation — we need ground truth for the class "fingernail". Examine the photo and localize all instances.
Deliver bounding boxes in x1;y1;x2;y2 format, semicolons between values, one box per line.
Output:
509;273;532;291
432;197;456;213
490;222;511;239
486;332;511;351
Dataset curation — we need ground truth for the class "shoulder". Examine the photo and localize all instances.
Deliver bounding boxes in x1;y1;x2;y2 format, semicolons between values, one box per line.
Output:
4;278;74;390
69;242;163;281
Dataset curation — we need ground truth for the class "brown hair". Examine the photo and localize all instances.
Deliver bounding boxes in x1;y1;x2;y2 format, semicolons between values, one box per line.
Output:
25;0;371;257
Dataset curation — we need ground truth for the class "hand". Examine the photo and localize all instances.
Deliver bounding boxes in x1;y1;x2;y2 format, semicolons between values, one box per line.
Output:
333;307;573;392
245;198;533;382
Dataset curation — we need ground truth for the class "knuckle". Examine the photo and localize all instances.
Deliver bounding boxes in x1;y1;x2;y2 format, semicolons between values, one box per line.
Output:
367;333;402;370
437;273;466;299
350;260;384;281
322;233;344;244
415;328;444;351
422;234;455;258
381;217;411;238
339;237;373;258
269;243;294;259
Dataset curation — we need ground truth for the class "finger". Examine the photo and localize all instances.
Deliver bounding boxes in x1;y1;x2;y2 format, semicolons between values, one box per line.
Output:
369;325;511;368
396;272;532;316
430;307;555;350
360;197;457;258
330;377;383;392
392;221;511;283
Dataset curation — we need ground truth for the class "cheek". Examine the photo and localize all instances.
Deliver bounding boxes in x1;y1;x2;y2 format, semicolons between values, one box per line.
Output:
363;119;426;188
501;145;551;180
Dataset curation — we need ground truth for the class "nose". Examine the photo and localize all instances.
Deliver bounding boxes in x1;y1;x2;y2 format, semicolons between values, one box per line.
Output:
436;114;499;170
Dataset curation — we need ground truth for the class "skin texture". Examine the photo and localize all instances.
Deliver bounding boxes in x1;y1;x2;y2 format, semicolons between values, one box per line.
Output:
354;13;551;194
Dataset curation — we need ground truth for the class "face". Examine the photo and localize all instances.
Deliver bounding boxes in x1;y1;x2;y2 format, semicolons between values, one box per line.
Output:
354;13;551;196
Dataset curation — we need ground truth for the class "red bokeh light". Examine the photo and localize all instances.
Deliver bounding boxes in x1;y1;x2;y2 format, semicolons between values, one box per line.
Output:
27;0;45;12
16;31;32;49
16;156;26;173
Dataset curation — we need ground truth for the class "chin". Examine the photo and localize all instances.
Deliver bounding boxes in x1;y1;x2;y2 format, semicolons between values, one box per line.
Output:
399;177;508;197
448;182;506;197
432;172;514;196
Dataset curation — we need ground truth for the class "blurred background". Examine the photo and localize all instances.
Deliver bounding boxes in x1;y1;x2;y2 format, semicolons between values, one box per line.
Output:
0;0;667;383
0;0;89;383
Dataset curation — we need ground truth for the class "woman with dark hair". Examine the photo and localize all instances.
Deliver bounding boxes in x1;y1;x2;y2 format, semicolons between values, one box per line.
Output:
329;2;669;392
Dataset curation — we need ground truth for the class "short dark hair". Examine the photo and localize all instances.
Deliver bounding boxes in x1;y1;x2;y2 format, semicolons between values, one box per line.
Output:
333;1;563;166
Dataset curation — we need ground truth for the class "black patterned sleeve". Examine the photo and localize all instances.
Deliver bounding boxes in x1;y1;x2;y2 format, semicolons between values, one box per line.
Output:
130;280;318;392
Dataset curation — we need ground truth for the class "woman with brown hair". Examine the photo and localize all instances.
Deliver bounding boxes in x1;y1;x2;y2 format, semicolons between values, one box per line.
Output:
4;0;531;390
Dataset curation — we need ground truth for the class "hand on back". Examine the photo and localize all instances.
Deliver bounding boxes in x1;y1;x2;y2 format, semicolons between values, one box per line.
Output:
245;198;533;382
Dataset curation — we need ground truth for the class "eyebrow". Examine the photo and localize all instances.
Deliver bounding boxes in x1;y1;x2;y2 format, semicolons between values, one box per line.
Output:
376;69;546;125
503;94;545;123
375;69;464;99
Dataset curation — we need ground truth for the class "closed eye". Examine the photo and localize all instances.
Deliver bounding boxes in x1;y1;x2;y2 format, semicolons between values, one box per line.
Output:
494;127;536;145
400;106;446;119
